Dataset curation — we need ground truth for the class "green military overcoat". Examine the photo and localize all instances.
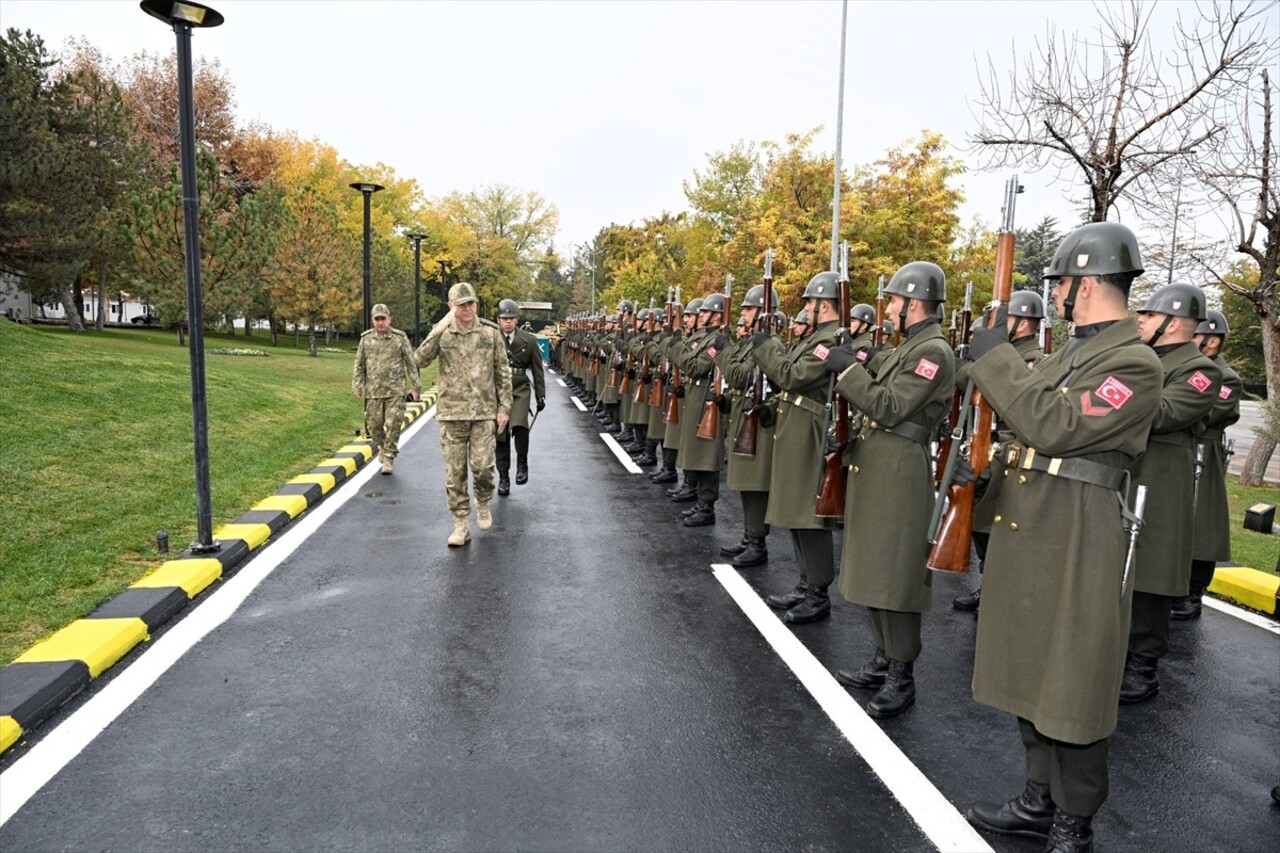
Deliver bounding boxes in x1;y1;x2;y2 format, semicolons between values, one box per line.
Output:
1192;356;1241;561
968;318;1162;744
720;337;776;492
676;328;726;471
505;327;546;429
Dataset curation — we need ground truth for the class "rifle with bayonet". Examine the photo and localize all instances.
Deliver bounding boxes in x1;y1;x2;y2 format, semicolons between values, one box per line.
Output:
815;241;852;518
633;296;656;403
649;288;673;407
664;286;684;425
732;249;775;457
936;280;974;482
697;276;733;440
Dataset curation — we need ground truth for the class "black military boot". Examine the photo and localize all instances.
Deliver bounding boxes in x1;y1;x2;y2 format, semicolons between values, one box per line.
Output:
720;535;751;557
966;780;1054;840
1170;587;1204;621
497;473;510;496
635;441;658;466
865;659;915;718
669;484;698;503
767;581;811;610
784;585;830;624
650;466;678;484
1119;652;1159;704
515;457;529;485
953;586;981;612
835;647;889;689
1044;809;1093;853
731;537;768;568
665;477;689;496
617;427;635;443
682;501;716;527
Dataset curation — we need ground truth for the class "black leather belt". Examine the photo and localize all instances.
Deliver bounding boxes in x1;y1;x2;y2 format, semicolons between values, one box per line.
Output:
1004;446;1126;491
860;415;932;447
1149;432;1194;450
779;391;826;417
1201;428;1225;442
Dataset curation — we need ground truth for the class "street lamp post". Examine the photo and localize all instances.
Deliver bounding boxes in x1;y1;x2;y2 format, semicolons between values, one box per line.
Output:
349;182;385;332
437;259;452;319
407;232;427;345
140;0;223;553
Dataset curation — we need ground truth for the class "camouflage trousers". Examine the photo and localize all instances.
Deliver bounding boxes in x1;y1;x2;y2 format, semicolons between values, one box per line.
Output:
439;419;497;517
365;396;406;460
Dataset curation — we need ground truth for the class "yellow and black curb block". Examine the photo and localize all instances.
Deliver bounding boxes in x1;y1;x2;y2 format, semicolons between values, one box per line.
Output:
1209;566;1280;616
0;393;436;757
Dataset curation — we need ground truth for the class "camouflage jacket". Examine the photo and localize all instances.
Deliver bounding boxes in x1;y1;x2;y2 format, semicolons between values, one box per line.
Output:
415;317;513;421
352;327;420;399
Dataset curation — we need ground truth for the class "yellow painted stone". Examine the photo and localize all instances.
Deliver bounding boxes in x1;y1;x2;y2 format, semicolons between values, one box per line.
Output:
14;618;148;678
131;558;222;598
214;523;271;550
338;444;374;462
289;472;336;493
1208;567;1279;615
317;456;357;476
253;494;308;518
0;716;22;753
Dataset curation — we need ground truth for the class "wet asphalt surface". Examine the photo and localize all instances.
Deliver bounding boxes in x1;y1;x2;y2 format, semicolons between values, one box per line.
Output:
1;370;1277;852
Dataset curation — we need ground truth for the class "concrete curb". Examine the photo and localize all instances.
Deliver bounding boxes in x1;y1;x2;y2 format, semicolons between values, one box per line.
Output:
1208;566;1280;615
0;391;439;757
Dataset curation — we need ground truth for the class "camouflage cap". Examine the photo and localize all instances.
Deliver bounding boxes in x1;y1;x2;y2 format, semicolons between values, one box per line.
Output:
448;282;478;304
371;303;390;318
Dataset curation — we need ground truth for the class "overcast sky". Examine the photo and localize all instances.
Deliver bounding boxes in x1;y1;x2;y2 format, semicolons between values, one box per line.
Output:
3;0;1269;258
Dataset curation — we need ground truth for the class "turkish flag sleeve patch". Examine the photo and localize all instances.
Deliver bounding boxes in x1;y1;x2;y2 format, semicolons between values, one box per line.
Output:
1188;370;1212;393
706;347;717;358
813;344;830;361
1095;376;1133;410
1219;385;1234;400
914;358;939;380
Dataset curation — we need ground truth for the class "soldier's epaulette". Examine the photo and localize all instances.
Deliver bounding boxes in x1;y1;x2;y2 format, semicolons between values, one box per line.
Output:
479;318;502;330
361;328;377;337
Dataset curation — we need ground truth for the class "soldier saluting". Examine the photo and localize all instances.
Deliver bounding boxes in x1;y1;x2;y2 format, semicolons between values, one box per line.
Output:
958;222;1163;853
494;299;546;496
351;303;420;475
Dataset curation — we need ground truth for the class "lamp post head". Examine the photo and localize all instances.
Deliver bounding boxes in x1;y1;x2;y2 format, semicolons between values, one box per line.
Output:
349;182;385;194
140;0;224;27
406;232;428;244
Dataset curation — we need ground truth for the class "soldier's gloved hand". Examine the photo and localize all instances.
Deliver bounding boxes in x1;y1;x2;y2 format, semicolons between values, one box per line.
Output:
670;329;683;340
716;394;730;414
710;334;730;352
756;403;775;429
967;323;1011;362
854;345;882;366
821;345;860;375
951;456;992;492
747;331;770;350
674;386;686;398
641;373;653;383
536;398;546;412
626;368;637;380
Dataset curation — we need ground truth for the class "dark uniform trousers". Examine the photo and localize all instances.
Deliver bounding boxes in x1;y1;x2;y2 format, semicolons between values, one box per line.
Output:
1019;718;1109;817
868;609;923;663
693;469;720;504
741;490;769;539
495;426;529;474
791;529;833;587
1129;591;1173;658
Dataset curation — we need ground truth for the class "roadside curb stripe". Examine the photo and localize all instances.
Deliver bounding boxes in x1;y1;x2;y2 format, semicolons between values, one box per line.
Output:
600;432;643;473
0;389;440;757
1209;567;1279;615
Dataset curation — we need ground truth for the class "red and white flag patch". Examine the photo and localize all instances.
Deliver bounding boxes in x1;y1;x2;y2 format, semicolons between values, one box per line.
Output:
813;344;830;361
1219;385;1234;400
914;358;939;380
1188;370;1212;393
1095;376;1133;410
706;347;717;358
856;349;868;362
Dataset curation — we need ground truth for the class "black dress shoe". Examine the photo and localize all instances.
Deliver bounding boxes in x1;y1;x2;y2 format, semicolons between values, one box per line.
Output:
835;647;889;688
784;587;830;623
670;488;697;503
731;538;768;568
497;476;510;497
966;780;1054;840
866;660;915;718
1044;810;1093;853
682;503;716;527
651;468;678;484
515;461;528;485
665;481;687;496
720;536;750;557
953;587;981;612
1170;590;1203;620
1119;653;1159;704
617;429;635;443
635;452;658;466
767;582;810;610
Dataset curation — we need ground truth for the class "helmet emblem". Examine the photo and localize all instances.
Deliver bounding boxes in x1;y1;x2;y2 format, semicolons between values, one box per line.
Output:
1076;254;1089;268
1172;301;1182;310
907;283;917;292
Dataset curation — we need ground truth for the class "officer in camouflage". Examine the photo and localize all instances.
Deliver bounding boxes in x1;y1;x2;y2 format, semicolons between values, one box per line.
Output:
415;283;513;547
495;299;546;495
351;303;420;475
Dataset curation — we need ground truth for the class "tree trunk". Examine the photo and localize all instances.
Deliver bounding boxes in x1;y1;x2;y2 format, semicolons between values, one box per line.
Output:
294;325;300;347
244;315;252;337
72;278;86;325
308;323;317;357
57;284;85;332
269;314;278;347
95;260;107;332
1240;435;1276;485
176;324;185;346
324;327;331;345
1238;305;1278;485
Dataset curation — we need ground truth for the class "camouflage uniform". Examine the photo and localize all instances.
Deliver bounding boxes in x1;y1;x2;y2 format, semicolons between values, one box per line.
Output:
352;324;420;462
415;314;513;517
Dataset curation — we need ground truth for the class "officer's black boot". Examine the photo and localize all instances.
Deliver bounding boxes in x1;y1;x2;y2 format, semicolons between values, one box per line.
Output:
1170;586;1205;621
617;426;635;443
720;535;750;557
731;536;768;568
497;472;510;496
766;581;811;610
835;647;889;689
636;440;658;467
784;584;830;624
866;659;915;718
1119;652;1159;704
682;501;716;527
669;480;697;503
953;586;981;612
650;466;677;483
515;456;529;485
1043;809;1093;853
966;780;1054;840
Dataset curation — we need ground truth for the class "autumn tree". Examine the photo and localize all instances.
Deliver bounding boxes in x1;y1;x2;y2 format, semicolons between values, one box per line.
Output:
271;186;359;355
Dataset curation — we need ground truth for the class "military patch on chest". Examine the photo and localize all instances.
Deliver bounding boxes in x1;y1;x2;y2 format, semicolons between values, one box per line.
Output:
813;344;830;360
1187;370;1212;393
1219;385;1234;400
913;358;939;380
1094;375;1133;410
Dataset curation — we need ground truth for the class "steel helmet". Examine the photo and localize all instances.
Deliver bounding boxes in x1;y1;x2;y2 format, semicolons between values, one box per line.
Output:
683;298;704;316
617;299;635;314
701;293;728;314
1045;221;1144;280
801;271;840;300
497;299;519;318
793;308;811;326
1196;309;1229;337
742;284;767;308
770;310;787;331
885;261;946;302
1138;283;1207;320
1008;290;1045;319
850;303;876;326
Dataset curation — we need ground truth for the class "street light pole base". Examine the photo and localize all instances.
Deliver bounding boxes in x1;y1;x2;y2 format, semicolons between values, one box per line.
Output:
189;539;223;555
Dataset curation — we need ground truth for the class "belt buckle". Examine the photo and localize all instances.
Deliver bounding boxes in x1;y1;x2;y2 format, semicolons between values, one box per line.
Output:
1006;446;1022;467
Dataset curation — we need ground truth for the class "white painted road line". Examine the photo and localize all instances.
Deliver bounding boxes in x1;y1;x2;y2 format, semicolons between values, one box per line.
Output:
599;433;642;474
570;395;587;412
556;378;567;387
0;409;437;828
712;564;993;853
1205;596;1280;635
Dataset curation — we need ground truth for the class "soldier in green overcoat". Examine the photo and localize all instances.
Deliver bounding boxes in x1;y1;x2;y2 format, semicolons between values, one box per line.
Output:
664;299;703;502
674;294;730;527
961;222;1163;853
645;304;676;482
1119;283;1222;704
748;272;844;624
1174;309;1242;620
494;299;546;495
823;262;954;719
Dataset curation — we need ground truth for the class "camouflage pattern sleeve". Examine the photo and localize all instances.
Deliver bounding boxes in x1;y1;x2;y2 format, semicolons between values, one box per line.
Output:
415;326;442;369
494;327;513;416
401;333;421;393
352;335;368;397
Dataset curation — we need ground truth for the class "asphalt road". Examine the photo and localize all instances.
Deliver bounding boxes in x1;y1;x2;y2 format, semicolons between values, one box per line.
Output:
1227;400;1279;483
1;372;1277;852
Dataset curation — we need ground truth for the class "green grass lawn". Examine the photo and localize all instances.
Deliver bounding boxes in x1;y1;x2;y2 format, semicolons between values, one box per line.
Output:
1226;477;1280;576
0;321;435;664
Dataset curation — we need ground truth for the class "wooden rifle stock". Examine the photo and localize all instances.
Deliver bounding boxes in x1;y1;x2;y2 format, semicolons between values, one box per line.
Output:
731;408;758;456
696;385;719;439
732;249;774;457
815;243;851;518
936;284;974;482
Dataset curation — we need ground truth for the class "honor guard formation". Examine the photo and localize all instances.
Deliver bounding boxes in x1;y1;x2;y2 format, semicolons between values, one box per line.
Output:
552;182;1253;853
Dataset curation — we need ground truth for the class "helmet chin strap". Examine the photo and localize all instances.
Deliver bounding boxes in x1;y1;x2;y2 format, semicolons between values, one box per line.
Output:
1144;314;1173;348
1061;277;1082;323
897;298;910;335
